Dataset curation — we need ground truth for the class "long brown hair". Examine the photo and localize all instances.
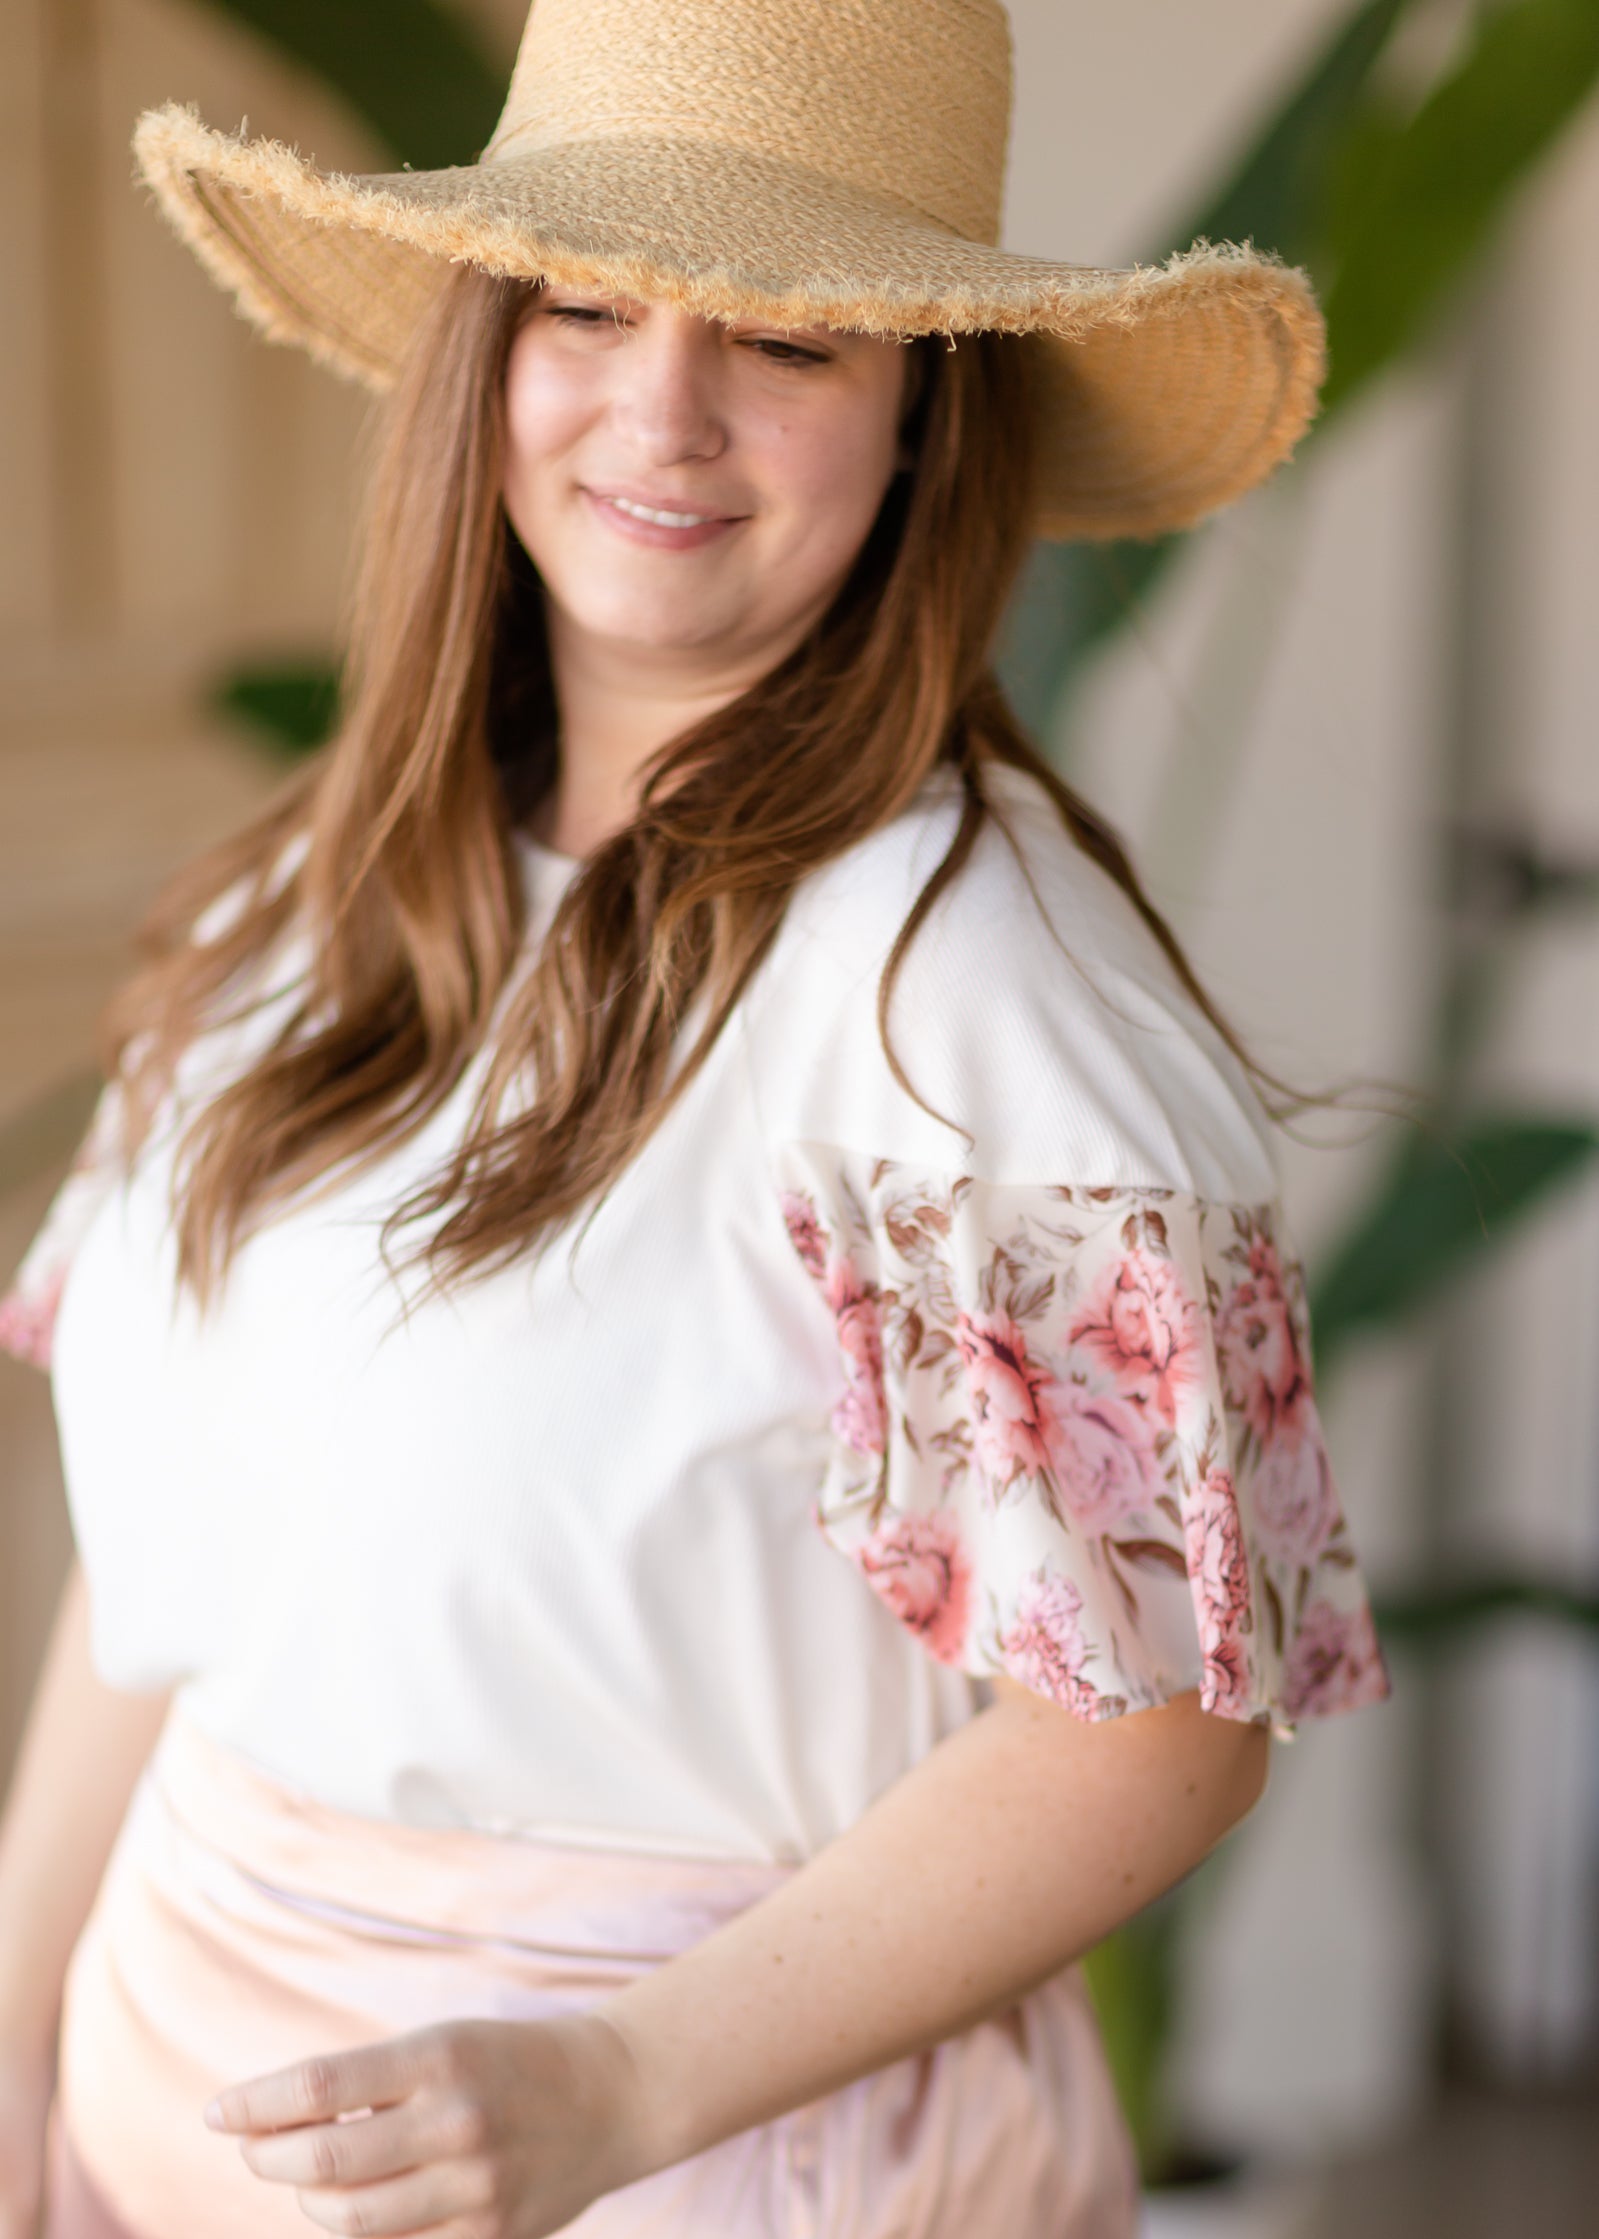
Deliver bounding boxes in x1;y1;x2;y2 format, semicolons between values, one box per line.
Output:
102;262;1303;1316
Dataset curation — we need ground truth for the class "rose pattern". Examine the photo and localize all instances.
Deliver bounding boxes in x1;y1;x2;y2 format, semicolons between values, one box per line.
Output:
1250;1417;1340;1567
1069;1237;1202;1424
999;1567;1128;1719
954;1309;1057;1496
6;1095;1394;1740
780;1191;828;1282
1182;1467;1255;1717
855;1510;973;1666
1216;1234;1313;1448
1048;1383;1162;1533
0;1083;126;1377
823;1257;888;1458
1280;1598;1390;1717
777;1155;1391;1736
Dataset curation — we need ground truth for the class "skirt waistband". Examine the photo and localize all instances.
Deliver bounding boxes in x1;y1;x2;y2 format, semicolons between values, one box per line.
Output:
54;1703;1141;2237
147;1701;798;1964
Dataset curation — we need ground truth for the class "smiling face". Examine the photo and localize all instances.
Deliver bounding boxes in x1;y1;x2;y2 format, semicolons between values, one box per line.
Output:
501;289;914;688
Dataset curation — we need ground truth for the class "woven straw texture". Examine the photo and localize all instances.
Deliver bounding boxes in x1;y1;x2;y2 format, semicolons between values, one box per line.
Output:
132;0;1326;541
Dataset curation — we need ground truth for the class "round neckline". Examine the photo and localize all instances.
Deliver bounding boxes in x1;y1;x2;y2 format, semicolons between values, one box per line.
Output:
509;763;1032;883
512;825;583;875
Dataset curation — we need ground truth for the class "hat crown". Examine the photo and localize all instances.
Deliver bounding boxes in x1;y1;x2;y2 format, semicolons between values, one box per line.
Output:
484;0;1014;246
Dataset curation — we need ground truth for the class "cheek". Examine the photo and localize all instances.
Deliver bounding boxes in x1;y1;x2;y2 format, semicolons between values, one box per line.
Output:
755;394;903;575
502;340;590;531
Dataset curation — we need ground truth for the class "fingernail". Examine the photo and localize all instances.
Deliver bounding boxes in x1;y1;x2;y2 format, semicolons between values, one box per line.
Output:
203;2100;226;2129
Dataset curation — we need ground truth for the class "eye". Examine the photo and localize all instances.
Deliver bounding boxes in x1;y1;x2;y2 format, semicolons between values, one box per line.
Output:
743;335;831;367
543;300;628;330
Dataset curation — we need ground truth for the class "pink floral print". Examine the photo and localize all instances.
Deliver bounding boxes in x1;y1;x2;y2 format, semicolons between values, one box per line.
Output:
1216;1233;1314;1448
0;1082;125;1377
999;1568;1128;1720
780;1191;828;1283
824;1258;888;1458
775;1153;1391;1736
1281;1597;1390;1717
1049;1383;1163;1533
1069;1232;1202;1424
954;1309;1057;1494
1183;1466;1255;1717
855;1510;973;1666
0;1268;64;1372
1251;1423;1340;1567
1214;1228;1340;1566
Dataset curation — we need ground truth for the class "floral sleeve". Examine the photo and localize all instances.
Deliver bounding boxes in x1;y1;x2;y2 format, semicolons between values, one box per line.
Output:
0;1080;126;1373
775;1148;1391;1738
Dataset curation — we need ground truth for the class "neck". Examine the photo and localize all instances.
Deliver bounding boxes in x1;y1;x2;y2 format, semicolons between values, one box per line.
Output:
535;607;812;859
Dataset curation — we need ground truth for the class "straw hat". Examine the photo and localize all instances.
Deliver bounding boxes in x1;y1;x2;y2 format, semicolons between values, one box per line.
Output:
132;0;1324;542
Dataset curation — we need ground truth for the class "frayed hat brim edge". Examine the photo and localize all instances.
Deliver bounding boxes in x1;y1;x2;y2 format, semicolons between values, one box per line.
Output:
132;102;1328;542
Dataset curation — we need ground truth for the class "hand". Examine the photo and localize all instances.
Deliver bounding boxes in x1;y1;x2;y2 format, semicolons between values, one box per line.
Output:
0;2052;54;2239
204;2014;658;2237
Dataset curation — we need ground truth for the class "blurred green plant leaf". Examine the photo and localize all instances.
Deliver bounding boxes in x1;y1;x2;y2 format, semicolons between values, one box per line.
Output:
1310;1116;1599;1369
1004;0;1599;740
1180;0;1417;272
1080;1894;1185;2186
1320;0;1599;414
1376;1574;1599;1643
1445;819;1599;919
0;1073;102;1200
213;660;342;758
999;0;1421;738
999;538;1174;740
189;0;503;168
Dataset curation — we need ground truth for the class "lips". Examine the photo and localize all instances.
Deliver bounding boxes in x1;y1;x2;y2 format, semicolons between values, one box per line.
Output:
582;484;748;550
605;494;728;528
588;485;744;526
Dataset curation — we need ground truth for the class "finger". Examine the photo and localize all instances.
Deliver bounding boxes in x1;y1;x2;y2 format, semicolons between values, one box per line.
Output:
204;2040;419;2137
292;2156;494;2238
239;2101;448;2189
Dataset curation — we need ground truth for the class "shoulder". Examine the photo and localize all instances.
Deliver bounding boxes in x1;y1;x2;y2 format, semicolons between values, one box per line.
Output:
742;762;1279;1202
189;828;311;947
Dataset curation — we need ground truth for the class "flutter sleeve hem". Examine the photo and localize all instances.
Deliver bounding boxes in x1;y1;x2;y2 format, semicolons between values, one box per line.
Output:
772;1142;1393;1740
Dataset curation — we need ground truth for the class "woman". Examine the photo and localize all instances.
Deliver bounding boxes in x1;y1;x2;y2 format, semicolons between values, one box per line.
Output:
0;3;1390;2235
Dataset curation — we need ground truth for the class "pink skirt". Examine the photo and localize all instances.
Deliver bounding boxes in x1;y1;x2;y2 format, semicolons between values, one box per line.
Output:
45;1703;1140;2237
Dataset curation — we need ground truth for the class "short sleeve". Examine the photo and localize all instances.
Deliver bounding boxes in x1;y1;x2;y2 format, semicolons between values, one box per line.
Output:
0;836;310;1377
774;1146;1392;1739
0;1078;127;1373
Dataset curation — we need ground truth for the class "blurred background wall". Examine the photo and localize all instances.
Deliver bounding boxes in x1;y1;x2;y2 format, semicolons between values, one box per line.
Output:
3;0;1597;2211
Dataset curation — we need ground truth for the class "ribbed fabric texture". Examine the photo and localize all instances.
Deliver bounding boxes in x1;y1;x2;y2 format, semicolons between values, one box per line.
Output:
4;766;1386;1870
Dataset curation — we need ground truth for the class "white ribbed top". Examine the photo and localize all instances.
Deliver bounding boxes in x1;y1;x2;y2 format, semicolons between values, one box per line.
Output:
19;764;1383;1865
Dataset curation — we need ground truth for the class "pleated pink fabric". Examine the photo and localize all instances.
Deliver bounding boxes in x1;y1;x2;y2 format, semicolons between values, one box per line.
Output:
46;1702;1140;2238
44;2105;138;2239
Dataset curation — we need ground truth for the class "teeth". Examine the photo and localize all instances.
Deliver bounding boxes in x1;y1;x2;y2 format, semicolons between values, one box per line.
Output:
609;496;718;528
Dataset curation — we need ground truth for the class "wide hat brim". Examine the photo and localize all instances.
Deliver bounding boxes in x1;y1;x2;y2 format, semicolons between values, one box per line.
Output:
134;103;1326;543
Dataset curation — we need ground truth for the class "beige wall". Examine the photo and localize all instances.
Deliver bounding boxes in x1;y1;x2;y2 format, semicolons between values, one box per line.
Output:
0;0;520;1771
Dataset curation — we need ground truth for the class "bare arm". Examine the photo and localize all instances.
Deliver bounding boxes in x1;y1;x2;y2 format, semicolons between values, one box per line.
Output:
601;1678;1269;2177
0;1557;173;2067
203;1678;1271;2236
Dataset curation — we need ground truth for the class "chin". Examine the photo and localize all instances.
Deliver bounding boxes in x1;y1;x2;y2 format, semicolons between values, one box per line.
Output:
583;602;753;656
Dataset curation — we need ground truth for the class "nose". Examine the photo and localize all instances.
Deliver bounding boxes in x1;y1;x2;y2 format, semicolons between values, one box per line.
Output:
607;309;727;466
